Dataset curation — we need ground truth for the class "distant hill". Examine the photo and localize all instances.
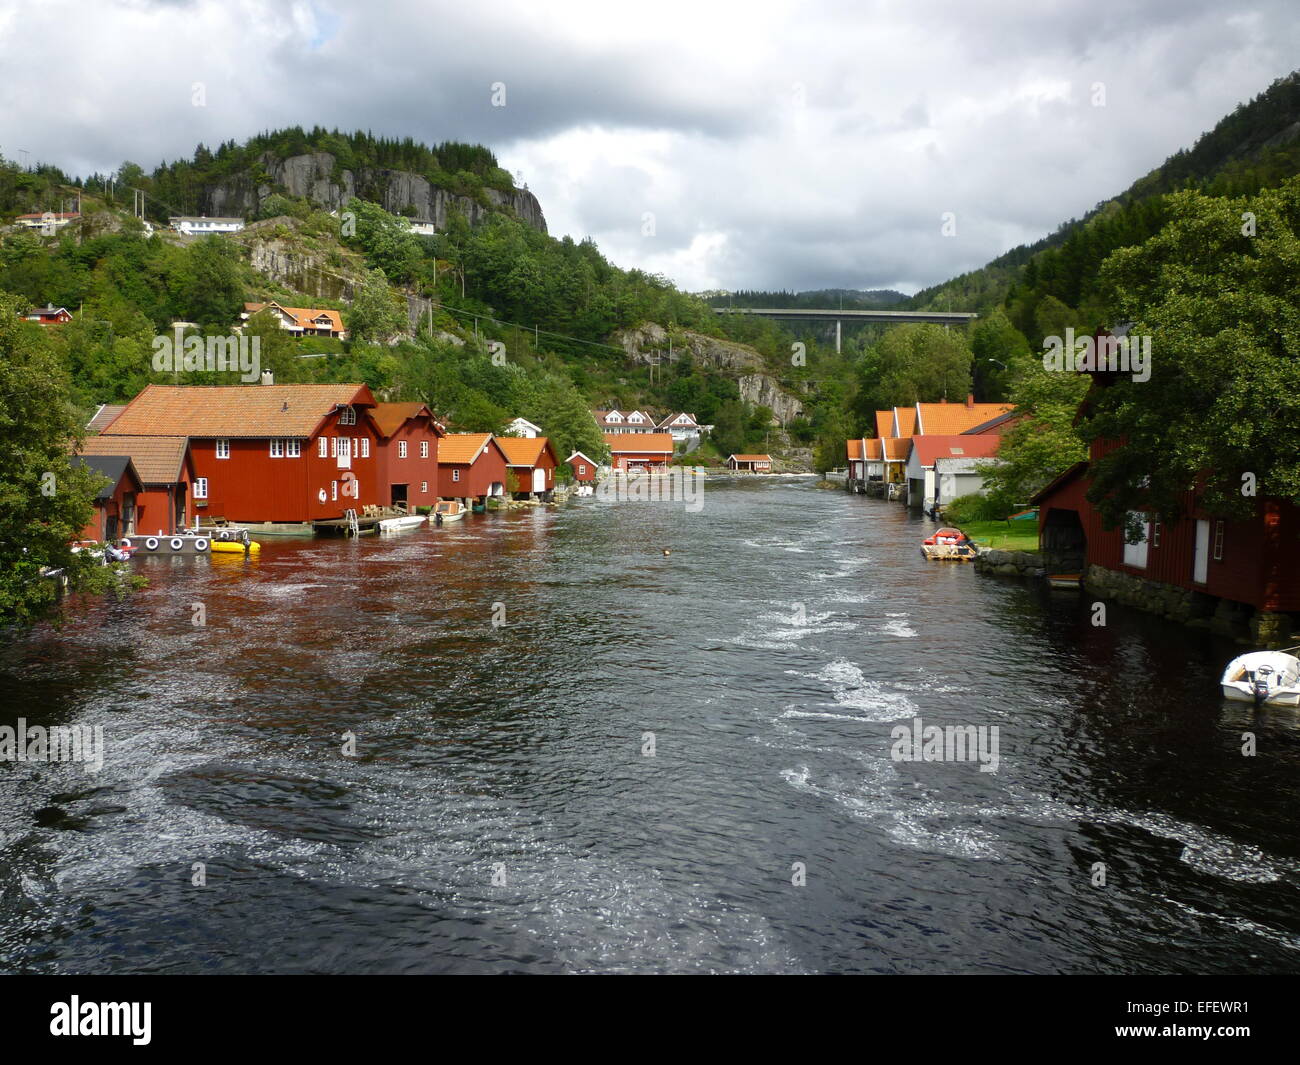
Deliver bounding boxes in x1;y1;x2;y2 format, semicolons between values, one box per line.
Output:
911;72;1300;316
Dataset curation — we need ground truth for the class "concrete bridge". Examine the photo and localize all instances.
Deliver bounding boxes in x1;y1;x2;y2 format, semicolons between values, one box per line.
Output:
712;307;979;352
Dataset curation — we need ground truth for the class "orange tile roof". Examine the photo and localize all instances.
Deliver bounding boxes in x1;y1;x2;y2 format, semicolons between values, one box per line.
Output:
874;411;892;439
370;402;438;439
103;383;374;438
439;432;496;464
497;436;553;467
76;434;189;484
915;400;1014;436
846;438;882;461
893;407;917;437
883;437;912;461
603;432;674;453
245;302;344;332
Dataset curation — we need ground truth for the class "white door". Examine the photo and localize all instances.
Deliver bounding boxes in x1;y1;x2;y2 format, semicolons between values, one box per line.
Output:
532;468;546;492
337;436;351;469
1122;512;1149;569
1193;519;1210;584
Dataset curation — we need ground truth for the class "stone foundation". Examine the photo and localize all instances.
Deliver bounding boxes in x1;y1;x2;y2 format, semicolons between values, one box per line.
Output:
977;553;1295;646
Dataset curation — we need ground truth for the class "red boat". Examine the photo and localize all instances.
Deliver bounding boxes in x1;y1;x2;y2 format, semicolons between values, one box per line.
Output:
921;527;975;561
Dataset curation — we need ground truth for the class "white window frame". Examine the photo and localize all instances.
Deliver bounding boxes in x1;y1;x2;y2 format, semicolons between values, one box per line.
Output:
286;439;301;458
398;441;408;459
452;469;460;482
215;439;230;460
269;439;284;458
421;481;428;493
331;480;338;501
1122;512;1150;570
318;436;328;458
420;440;429;458
578;464;586;476
193;477;208;500
330;437;338;458
338;405;356;426
1213;520;1225;561
361;438;370;459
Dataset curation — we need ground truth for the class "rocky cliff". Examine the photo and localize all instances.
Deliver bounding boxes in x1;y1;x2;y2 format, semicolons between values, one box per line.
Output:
615;322;805;426
202;151;547;233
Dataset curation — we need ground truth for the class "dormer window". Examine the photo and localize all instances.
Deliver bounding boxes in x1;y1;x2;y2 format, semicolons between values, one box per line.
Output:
338;405;356;426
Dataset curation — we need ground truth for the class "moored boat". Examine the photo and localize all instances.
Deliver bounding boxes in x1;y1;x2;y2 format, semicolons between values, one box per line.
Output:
377;513;428;533
1220;649;1300;706
434;500;466;523
921;527;975;561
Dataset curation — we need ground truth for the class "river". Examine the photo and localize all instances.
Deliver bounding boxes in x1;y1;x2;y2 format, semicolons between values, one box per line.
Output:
1;478;1297;973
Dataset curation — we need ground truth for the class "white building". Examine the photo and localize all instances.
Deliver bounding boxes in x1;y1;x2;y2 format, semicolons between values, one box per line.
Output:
593;409;658;434
505;417;543;438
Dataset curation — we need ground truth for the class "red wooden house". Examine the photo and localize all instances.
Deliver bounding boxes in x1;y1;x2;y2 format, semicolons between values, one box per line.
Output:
72;455;143;542
25;305;73;325
77;435;196;535
567;451;599;483
437;433;508;504
1033;335;1300;618
604;432;674;471
497;436;558;497
371;402;444;510
102;383;384;524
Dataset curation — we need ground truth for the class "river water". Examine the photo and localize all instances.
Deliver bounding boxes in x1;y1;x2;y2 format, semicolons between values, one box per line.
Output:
1;478;1298;974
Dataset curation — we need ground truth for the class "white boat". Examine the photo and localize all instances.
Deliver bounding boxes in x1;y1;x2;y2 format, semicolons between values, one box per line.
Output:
1220;649;1300;706
433;500;465;523
377;513;428;533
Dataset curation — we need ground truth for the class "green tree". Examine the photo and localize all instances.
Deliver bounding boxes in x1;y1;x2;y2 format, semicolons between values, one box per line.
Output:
1085;179;1300;527
347;268;407;344
0;292;121;627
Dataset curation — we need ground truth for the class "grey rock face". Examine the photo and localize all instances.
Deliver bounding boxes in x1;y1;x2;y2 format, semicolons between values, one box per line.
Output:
204;152;547;234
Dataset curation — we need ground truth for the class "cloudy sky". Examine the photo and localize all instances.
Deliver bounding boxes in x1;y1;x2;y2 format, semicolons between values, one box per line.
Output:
3;0;1298;294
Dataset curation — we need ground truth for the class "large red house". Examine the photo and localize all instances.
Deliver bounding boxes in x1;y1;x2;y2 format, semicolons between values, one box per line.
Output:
77;434;196;535
102;383;384;524
371;402;444;510
497;436;558;497
437;433;508;504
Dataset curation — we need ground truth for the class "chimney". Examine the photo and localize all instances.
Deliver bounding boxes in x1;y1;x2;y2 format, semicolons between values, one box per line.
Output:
965;393;974;408
260;370;274;386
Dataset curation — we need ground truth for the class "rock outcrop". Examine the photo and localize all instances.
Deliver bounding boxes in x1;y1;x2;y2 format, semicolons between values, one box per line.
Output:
614;324;806;427
203;152;547;234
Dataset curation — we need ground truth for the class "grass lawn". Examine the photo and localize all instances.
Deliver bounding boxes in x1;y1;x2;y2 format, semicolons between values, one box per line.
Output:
958;520;1039;552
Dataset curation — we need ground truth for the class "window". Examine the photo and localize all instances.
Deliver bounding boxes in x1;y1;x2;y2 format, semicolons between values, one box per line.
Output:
361;438;370;459
269;439;284;458
338;405;356;426
286;439;301;458
421;481;428;493
331;480;338;501
578;464;586;476
398;441;408;459
1213;520;1225;561
452;469;460;482
1152;521;1161;548
1122;512;1150;569
420;441;429;458
194;477;208;500
319;436;328;458
215;439;230;460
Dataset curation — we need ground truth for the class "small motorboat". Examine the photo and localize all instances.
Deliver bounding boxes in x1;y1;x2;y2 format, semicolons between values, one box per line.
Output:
434;500;466;523
377;513;427;533
1220;649;1300;706
921;527;975;561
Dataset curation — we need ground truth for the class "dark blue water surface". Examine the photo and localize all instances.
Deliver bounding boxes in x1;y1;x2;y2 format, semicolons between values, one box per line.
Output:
1;479;1297;973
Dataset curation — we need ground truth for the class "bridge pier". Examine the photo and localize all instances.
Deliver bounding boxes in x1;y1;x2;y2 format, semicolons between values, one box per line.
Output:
835;319;841;354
